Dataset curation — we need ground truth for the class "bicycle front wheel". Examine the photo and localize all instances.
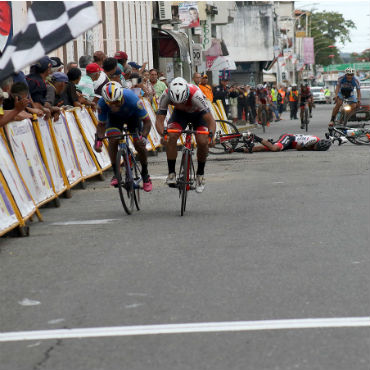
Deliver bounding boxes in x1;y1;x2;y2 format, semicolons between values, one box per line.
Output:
304;107;309;132
352;131;370;145
131;156;141;210
261;109;267;133
116;149;135;215
178;151;191;216
209;120;240;155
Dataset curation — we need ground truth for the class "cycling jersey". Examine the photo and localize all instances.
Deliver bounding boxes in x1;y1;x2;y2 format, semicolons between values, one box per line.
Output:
157;84;210;115
98;88;148;135
273;134;319;150
337;75;360;99
256;88;268;104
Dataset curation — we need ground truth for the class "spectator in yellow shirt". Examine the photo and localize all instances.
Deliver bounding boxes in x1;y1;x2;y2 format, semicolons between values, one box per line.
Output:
199;74;213;102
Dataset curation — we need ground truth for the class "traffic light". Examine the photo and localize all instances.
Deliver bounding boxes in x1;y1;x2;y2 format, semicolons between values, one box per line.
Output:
282;72;286;80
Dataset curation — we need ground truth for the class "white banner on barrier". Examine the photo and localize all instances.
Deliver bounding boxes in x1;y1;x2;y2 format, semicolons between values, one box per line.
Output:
64;111;98;178
5;120;55;205
75;108;111;169
52;115;81;185
0;180;18;233
38;117;66;194
0;135;35;218
141;98;161;148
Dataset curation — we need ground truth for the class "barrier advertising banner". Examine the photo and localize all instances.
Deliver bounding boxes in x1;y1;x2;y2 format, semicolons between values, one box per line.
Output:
5;119;55;205
37;117;66;194
141;98;161;148
0;134;35;218
52;114;81;185
64;111;98;178
0;180;18;235
74;108;111;170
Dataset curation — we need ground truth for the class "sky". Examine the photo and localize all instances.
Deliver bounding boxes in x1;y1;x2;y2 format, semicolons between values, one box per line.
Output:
295;0;370;54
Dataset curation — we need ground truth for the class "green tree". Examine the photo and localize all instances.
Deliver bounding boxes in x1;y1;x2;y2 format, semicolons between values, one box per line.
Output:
307;11;356;66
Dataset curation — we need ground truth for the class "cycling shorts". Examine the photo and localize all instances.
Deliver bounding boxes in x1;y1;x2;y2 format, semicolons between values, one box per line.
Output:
105;114;142;139
299;96;310;108
273;134;295;150
167;109;208;132
338;92;357;103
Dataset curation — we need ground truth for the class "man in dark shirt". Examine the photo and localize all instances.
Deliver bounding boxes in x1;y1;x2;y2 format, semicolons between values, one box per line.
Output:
26;56;60;119
213;78;230;116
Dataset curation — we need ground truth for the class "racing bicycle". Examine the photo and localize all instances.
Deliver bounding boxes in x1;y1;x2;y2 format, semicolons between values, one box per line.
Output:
326;124;370;145
300;101;309;131
102;129;142;215
163;124;212;216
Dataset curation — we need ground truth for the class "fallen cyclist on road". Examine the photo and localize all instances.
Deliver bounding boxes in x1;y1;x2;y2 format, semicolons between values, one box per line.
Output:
155;77;216;193
230;133;332;153
93;81;153;191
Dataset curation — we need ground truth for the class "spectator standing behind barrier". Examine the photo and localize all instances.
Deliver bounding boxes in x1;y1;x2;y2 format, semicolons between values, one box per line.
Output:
192;72;201;86
141;70;155;101
246;86;256;124
278;85;286;118
26;56;60;120
93;51;108;98
270;84;280;121
66;61;78;73
159;76;168;87
76;63;101;102
289;84;299;120
229;85;239;122
236;86;247;121
149;69;167;99
0;86;31;127
79;55;93;76
199;74;213;102
50;57;64;73
114;51;132;76
213;78;230;116
45;72;68;107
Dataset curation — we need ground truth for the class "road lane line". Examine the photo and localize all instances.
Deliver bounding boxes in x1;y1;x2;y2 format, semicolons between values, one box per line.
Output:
50;219;119;226
1;317;370;342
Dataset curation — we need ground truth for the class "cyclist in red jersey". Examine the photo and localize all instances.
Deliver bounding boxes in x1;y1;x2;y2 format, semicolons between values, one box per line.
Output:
255;84;272;124
298;84;313;129
155;77;216;193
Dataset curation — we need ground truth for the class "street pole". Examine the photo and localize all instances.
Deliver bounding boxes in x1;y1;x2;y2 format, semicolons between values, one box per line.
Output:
187;28;194;81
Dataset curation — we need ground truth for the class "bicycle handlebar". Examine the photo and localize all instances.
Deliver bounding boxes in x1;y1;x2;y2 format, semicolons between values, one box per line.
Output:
163;128;213;143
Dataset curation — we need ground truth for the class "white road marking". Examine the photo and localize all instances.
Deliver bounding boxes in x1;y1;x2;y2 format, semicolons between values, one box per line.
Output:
272;182;284;184
1;317;369;342
18;299;41;306
27;342;41;348
50;219;119;226
48;319;65;325
125;303;144;309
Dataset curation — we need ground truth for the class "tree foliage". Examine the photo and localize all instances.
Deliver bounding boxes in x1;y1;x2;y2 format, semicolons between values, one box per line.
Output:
308;11;356;66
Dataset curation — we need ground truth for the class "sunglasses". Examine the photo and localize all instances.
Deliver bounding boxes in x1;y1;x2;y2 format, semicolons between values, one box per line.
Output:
106;98;122;106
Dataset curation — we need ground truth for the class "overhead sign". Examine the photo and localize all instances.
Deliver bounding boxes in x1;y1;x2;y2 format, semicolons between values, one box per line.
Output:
192;44;202;66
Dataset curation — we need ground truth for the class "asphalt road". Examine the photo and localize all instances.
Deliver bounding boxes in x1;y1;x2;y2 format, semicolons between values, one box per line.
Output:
1;104;369;370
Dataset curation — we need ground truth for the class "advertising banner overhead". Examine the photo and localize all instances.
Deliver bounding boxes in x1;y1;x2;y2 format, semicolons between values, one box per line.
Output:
304;37;315;65
179;3;200;28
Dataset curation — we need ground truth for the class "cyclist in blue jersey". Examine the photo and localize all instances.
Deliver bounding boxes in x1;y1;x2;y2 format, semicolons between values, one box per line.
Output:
329;67;361;126
94;81;153;191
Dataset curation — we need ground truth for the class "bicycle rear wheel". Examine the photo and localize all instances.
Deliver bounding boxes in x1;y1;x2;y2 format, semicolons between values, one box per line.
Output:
116;149;135;215
352;131;370;145
209;120;240;154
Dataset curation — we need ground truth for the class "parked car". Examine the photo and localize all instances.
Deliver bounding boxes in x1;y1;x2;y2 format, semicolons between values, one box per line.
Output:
310;87;327;104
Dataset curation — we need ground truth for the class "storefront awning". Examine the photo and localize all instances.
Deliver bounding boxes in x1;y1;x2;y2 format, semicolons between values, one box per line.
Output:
153;27;190;62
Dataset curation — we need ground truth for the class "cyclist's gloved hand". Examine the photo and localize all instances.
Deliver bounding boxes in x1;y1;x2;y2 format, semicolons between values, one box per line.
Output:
94;134;103;153
138;135;149;146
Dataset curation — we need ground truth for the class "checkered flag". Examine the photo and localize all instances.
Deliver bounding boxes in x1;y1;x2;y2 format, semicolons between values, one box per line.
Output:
0;1;100;81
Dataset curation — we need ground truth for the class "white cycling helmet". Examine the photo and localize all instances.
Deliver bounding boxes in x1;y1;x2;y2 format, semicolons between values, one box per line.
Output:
102;81;124;102
345;67;355;75
169;77;189;103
